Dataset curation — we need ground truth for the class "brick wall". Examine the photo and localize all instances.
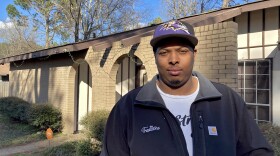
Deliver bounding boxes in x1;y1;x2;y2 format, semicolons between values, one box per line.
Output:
193;21;238;91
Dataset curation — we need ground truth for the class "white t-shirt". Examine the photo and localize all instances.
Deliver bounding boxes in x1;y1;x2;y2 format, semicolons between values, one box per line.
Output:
156;77;199;156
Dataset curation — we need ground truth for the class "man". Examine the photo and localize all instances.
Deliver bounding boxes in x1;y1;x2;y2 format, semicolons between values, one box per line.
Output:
100;20;273;156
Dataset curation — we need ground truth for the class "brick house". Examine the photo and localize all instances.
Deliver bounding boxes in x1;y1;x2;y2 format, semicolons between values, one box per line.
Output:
0;0;279;133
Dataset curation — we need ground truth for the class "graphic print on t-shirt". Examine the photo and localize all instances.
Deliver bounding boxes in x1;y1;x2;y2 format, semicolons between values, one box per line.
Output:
176;114;191;126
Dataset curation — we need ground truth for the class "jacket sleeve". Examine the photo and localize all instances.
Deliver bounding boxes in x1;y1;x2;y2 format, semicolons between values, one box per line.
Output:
236;100;274;156
100;103;130;156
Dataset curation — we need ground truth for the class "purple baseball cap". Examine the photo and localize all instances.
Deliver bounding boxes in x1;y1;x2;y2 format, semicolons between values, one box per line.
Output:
150;20;198;50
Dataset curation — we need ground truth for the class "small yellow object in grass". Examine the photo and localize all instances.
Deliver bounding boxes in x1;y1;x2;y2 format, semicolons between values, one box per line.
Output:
46;128;53;140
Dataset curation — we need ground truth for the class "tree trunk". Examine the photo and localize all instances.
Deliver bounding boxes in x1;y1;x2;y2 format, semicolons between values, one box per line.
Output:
45;16;50;48
74;0;82;42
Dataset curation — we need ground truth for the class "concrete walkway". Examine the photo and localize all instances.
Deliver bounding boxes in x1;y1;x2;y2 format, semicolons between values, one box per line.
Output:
0;133;86;156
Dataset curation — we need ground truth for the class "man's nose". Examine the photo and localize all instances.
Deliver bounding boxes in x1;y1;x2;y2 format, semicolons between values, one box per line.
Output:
169;52;179;65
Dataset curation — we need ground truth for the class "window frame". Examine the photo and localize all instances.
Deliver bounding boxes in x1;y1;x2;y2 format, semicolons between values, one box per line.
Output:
238;59;272;123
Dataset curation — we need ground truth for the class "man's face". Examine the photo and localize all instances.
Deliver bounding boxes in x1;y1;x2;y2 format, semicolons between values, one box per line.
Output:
155;38;196;89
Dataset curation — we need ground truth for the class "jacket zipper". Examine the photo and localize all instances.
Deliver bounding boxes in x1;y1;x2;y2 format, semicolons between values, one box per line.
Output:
198;112;206;156
191;101;206;156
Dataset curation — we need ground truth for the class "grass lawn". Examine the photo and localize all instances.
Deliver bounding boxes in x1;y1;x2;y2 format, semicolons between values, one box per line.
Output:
0;113;45;148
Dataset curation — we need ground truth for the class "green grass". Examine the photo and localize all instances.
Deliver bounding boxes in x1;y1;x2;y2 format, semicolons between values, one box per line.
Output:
0;113;45;148
42;141;79;156
8;141;79;156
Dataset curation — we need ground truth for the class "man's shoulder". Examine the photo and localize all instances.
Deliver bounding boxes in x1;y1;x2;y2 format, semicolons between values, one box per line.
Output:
115;87;143;107
211;81;244;103
211;81;236;93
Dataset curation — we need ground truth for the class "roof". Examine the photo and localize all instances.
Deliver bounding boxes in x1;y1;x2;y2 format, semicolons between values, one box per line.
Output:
0;63;9;76
0;0;279;64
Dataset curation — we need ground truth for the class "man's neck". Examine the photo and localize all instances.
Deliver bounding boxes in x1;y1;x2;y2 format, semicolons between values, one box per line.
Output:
157;76;198;96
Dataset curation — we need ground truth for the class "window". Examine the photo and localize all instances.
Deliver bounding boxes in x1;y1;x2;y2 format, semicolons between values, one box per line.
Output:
238;60;271;123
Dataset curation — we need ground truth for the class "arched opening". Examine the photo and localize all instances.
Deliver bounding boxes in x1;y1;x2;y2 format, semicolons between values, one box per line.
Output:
115;56;147;102
74;62;92;132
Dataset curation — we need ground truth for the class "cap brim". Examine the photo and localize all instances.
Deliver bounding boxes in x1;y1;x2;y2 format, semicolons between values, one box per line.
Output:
150;34;198;48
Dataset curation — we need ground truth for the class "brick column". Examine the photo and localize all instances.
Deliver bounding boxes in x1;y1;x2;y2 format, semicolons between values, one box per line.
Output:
194;21;238;91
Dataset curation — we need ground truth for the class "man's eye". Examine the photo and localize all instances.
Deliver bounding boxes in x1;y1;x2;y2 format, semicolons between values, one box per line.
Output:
180;50;188;53
158;51;167;55
180;49;190;53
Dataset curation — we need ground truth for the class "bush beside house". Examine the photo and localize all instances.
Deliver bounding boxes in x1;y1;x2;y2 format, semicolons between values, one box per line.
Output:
0;97;63;132
259;123;280;155
44;110;109;156
78;110;110;155
28;104;62;132
80;110;109;142
0;97;31;123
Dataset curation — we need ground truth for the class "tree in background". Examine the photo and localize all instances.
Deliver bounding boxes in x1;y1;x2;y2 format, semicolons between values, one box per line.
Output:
162;0;256;19
148;17;163;26
53;0;141;42
6;0;67;48
0;19;42;58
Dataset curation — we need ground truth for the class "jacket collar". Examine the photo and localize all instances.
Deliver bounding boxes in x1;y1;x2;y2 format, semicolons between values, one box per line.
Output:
135;71;222;107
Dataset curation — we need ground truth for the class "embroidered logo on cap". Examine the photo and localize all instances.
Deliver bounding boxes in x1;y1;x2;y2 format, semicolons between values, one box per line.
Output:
208;126;218;136
160;21;190;34
141;125;160;134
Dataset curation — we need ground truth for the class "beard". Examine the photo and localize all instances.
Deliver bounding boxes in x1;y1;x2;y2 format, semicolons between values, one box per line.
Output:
164;79;185;89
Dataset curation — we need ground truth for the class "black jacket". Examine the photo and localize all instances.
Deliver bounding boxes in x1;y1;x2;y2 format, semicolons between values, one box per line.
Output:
101;72;274;156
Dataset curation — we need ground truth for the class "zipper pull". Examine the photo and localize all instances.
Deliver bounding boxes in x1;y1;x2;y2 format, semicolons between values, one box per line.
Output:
199;115;204;129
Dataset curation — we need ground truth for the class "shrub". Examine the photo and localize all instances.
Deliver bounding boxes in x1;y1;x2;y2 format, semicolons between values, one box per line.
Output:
27;104;63;132
76;139;96;156
80;110;109;142
0;97;31;123
0;97;63;132
259;122;280;155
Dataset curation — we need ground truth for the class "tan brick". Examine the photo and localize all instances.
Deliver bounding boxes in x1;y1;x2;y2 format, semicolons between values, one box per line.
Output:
226;55;237;60
199;40;209;45
219;51;236;56
218;23;223;29
226;46;236;51
205;25;209;31
223;22;228;28
209;25;213;30
206;53;218;57
197;44;207;49
207;43;219;48
200;26;205;31
219;60;237;65
206;61;219;65
206;31;213;35
212;34;219;39
213;30;220;34
213;56;226;60
213;65;225;69
219;42;232;47
214;23;219;30
195;27;200;32
226;64;237;69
